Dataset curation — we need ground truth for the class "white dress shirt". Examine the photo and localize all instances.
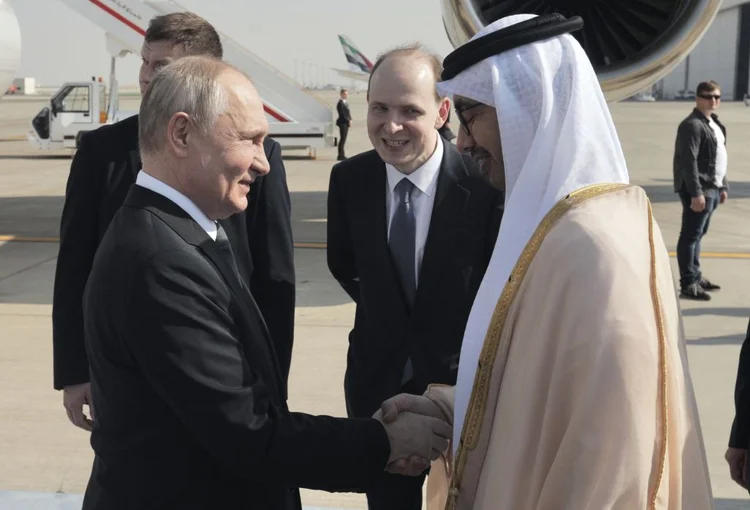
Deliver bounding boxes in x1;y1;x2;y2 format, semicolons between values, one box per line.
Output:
135;170;218;240
385;136;444;285
709;118;728;188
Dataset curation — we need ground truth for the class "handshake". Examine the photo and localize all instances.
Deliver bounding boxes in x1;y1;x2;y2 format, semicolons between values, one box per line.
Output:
372;393;452;476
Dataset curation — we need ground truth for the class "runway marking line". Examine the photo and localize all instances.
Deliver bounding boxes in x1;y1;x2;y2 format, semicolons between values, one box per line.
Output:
0;235;749;258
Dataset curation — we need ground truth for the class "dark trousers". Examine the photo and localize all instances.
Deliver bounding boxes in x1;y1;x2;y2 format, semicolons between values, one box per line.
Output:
676;188;718;288
366;470;427;510
365;378;427;510
338;124;349;159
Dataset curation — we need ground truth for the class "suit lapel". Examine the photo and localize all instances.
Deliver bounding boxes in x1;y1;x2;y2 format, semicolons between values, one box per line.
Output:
361;159;410;316
414;142;471;307
196;240;284;396
432;140;470;212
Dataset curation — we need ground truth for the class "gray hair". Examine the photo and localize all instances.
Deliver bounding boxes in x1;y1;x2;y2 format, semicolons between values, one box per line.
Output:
138;55;238;156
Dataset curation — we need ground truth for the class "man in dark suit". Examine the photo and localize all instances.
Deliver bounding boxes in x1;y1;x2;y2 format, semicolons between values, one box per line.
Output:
326;45;503;510
336;88;352;160
81;55;451;510
52;12;296;431
727;318;750;493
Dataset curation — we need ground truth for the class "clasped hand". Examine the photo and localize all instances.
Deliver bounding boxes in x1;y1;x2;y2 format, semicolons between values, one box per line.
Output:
373;393;452;476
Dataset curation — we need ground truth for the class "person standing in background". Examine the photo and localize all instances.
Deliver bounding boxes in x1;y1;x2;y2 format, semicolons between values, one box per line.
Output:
336;88;352;160
673;80;728;301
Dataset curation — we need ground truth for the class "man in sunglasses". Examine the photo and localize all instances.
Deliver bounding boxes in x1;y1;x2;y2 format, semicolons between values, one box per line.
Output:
673;80;728;301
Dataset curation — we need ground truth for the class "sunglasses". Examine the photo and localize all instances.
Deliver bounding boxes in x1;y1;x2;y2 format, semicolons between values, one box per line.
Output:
699;94;721;100
454;102;484;137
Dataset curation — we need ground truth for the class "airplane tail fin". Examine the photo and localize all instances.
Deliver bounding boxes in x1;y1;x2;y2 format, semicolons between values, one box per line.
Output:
338;35;374;74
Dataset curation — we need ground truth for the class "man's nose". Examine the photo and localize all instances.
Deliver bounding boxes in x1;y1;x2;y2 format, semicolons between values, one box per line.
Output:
456;129;474;153
383;118;404;135
253;150;270;176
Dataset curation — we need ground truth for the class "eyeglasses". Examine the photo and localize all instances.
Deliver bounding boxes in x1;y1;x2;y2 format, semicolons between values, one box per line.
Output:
699;94;721;100
455;103;483;137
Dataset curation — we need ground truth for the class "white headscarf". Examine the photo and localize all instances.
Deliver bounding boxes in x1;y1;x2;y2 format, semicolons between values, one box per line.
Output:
437;14;631;449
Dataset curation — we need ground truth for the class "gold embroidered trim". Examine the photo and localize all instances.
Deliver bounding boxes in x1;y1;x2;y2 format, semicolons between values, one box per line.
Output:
646;199;668;509
446;182;630;510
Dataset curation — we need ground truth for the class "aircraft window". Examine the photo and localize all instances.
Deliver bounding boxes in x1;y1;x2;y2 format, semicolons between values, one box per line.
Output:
59;86;90;113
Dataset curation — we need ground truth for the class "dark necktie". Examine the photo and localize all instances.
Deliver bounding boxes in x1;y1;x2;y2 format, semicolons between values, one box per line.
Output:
389;178;416;385
215;222;246;289
389;178;417;306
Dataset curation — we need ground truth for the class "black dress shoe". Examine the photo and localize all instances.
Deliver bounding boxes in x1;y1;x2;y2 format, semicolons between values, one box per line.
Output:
699;278;721;291
680;283;711;301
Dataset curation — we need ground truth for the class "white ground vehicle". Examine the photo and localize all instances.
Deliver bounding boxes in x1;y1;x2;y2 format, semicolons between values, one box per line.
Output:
27;0;337;155
28;75;137;150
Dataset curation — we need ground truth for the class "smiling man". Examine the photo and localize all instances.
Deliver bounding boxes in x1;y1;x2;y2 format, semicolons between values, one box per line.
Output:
325;44;503;510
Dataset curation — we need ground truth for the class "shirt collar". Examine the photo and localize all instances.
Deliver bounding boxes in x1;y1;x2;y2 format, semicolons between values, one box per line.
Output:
385;135;444;196
135;170;218;241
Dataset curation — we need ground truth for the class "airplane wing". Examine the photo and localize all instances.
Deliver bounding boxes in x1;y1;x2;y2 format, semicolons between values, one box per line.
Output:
331;68;370;82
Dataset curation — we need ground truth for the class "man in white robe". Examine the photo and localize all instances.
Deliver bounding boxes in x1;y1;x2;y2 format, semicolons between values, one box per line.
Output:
379;12;715;510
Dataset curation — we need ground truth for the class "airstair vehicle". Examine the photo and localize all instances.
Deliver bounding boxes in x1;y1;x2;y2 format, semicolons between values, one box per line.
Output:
27;0;337;156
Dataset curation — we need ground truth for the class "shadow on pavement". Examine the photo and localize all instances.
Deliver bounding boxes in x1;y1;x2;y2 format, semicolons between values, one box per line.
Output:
683;307;750;319
687;333;745;346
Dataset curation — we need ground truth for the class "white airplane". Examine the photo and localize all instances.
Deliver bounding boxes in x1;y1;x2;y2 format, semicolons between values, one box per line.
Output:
0;0;21;95
330;34;372;83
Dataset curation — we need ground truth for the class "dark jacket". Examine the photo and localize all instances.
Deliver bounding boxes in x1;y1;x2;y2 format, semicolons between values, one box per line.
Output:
81;186;389;510
52;114;297;397
326;140;503;418
673;108;728;197
336;99;351;126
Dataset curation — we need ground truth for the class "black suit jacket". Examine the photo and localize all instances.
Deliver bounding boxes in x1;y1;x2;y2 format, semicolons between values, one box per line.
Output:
730;318;750;449
326;140;503;418
52;114;296;397
336;99;351;126
81;185;389;510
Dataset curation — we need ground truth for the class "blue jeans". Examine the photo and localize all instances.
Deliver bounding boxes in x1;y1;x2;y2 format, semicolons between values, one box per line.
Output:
676;188;718;289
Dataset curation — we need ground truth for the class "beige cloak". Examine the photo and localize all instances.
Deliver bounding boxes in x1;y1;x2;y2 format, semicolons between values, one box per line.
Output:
425;183;714;510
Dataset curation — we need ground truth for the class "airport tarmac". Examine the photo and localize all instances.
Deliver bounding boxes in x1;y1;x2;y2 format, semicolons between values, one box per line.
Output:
2;89;750;509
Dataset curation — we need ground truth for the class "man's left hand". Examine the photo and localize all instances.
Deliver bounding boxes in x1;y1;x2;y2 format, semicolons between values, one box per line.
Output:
720;191;728;204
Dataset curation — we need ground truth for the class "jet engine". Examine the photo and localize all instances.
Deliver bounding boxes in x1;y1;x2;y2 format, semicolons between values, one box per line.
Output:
441;0;721;101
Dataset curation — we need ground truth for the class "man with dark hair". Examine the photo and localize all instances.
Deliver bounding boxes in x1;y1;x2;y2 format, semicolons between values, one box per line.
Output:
140;11;222;58
327;42;503;510
673;79;728;300
336;88;351;160
52;11;296;431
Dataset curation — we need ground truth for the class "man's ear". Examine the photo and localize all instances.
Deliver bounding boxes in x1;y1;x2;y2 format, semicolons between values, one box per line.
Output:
435;97;451;129
166;112;191;158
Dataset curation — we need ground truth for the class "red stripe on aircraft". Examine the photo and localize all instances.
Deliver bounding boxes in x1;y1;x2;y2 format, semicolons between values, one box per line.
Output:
264;105;290;122
89;0;146;36
89;0;291;123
